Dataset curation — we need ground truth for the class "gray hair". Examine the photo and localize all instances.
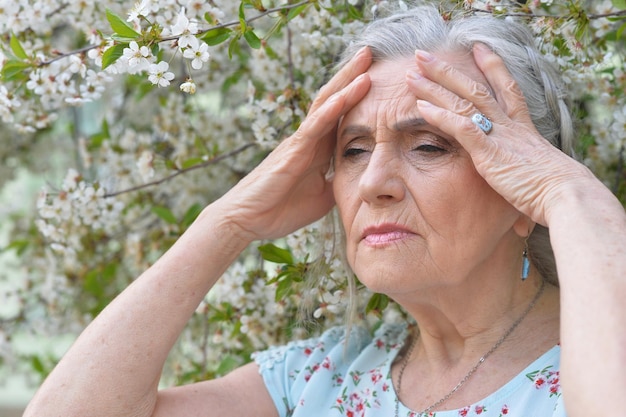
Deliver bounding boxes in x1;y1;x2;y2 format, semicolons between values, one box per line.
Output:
330;4;577;287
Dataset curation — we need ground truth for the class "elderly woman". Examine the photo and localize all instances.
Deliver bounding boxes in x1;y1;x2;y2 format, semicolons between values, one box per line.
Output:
24;5;625;417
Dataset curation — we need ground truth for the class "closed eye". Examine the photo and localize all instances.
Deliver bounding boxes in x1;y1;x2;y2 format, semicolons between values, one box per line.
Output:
342;147;368;158
414;144;446;153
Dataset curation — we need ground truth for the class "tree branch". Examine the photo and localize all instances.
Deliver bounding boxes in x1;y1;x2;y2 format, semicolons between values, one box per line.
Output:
103;142;257;198
39;0;314;67
470;7;626;20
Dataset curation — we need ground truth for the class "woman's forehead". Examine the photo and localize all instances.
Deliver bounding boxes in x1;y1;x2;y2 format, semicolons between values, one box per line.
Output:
341;52;487;122
366;51;486;89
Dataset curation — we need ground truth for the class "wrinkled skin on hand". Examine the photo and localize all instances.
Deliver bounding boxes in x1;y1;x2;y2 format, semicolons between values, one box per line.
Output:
216;48;373;242
407;43;596;228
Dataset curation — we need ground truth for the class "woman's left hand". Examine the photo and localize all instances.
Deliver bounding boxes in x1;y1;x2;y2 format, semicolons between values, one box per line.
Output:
406;43;596;227
406;41;626;417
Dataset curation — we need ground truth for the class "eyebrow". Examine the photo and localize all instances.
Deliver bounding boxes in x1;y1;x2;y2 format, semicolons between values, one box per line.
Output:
339;117;429;139
393;117;428;131
338;125;372;139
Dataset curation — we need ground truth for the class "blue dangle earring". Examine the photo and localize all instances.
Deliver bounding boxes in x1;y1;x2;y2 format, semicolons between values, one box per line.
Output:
521;238;531;281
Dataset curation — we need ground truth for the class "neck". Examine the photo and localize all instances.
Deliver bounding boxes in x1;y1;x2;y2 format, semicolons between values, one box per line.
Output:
393;276;557;415
395;270;550;367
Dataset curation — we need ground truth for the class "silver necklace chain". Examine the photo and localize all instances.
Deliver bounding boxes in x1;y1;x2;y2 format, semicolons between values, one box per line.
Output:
394;280;546;417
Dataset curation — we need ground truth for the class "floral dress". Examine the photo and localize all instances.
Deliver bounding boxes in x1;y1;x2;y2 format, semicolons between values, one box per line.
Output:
253;324;565;417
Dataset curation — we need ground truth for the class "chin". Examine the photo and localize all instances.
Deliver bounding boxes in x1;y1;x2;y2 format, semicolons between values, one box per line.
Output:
353;265;419;294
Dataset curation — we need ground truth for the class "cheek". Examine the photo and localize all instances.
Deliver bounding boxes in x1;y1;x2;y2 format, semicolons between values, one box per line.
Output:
447;174;518;236
332;174;361;251
332;175;355;225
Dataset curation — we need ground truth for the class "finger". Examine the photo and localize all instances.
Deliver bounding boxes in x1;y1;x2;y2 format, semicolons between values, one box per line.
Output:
415;99;489;156
472;43;533;124
294;72;371;141
406;69;477;117
268;72;371;169
309;47;372;113
413;49;504;122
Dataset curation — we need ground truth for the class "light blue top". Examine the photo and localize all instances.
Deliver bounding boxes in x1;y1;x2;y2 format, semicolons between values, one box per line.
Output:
253;324;566;417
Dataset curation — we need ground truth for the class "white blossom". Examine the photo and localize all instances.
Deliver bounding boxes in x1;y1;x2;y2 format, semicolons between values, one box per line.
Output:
170;7;199;49
180;79;197;94
183;39;210;70
148;61;175;87
137;150;155;181
251;113;278;146
123;41;153;74
128;0;152;22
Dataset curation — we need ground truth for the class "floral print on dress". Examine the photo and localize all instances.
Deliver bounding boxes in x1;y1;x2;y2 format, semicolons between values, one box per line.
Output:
331;365;391;417
527;366;561;398
332;384;382;417
253;324;567;417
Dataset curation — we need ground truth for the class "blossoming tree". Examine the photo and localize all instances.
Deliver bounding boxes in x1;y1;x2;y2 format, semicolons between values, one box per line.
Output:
0;0;625;388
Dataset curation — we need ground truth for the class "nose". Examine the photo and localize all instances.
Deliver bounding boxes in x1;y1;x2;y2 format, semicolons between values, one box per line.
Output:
357;144;406;204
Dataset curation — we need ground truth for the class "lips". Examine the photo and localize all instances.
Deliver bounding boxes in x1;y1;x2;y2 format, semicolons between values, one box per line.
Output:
361;224;415;245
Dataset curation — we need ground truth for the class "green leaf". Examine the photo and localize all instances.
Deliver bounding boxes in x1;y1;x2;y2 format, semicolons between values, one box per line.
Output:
181;157;204;169
228;34;241;59
347;3;364;20
30;356;46;375
101;43;127;70
89;119;111;149
83;269;103;297
263;43;279;60
1;59;30;81
204;11;218;25
365;293;390;316
287;3;310;21
181;203;203;228
10;34;28;59
258;243;294;264
612;0;626;10
215;355;240;376
102;262;117;282
106;8;141;38
243;29;261;49
2;239;30;256
617;21;626;39
238;1;247;27
201;28;233;46
152;206;178;225
111;34;141;42
275;277;294;301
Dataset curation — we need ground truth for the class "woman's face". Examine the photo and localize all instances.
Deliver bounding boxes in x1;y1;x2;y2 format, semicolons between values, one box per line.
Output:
332;54;521;295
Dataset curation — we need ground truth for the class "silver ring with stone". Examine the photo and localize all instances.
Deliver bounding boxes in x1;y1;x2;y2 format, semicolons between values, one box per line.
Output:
471;113;493;134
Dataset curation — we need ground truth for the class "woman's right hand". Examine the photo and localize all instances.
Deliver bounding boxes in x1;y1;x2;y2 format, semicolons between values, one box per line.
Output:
214;47;372;243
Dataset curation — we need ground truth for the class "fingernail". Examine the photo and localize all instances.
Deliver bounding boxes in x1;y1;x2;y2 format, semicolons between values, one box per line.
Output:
473;43;491;54
415;49;434;62
406;70;422;81
356;46;369;57
416;99;432;108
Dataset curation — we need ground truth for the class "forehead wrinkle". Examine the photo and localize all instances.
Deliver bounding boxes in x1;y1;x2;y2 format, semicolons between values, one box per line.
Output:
393;117;428;132
338;116;427;141
339;124;372;139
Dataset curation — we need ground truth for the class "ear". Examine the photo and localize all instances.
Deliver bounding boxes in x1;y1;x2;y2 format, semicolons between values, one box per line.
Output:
512;214;535;238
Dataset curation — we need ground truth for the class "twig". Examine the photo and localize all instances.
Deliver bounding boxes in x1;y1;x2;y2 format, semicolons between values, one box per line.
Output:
39;0;314;67
161;0;314;42
103;142;257;198
39;43;100;66
470;8;626;20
